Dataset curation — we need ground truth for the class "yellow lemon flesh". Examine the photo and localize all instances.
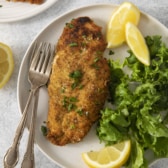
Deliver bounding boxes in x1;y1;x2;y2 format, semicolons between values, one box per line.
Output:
82;140;131;168
125;22;150;66
107;2;140;48
0;42;14;89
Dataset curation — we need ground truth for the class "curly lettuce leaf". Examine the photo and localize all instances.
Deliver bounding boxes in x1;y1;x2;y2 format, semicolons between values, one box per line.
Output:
126;139;147;168
97;36;168;168
97;108;129;145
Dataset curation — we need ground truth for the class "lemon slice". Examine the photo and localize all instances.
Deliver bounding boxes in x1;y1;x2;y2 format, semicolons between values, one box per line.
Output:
0;42;14;88
125;22;150;66
82;140;131;168
107;2;140;48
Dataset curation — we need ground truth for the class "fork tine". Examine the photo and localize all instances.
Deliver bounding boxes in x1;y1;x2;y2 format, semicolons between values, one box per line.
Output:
45;45;55;76
35;42;47;72
29;41;37;66
30;42;43;71
40;43;51;73
30;42;54;76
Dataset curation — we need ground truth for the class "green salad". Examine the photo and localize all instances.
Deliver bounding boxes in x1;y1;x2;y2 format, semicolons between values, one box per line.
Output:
97;36;168;168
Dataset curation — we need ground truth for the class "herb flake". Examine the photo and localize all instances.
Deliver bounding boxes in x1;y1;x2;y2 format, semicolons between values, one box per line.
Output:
41;125;48;136
69;42;78;47
69;70;83;89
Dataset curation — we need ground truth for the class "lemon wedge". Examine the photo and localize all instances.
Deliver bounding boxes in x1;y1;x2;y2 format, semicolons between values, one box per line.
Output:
107;2;140;48
82;140;131;168
125;22;150;66
0;42;14;89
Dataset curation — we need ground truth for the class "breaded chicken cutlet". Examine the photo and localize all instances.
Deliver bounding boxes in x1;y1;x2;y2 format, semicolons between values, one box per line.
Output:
47;17;110;146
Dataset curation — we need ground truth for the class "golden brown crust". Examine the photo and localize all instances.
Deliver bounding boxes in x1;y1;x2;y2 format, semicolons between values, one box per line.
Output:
47;17;110;146
7;0;43;4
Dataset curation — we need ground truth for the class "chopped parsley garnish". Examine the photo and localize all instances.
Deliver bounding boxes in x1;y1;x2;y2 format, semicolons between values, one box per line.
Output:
41;125;48;136
91;63;100;70
69;70;83;79
68;103;76;111
69;70;83;89
62;96;78;111
76;108;83;115
70;124;75;129
69;96;78;102
109;50;114;55
96;50;103;55
81;42;87;48
71;83;78;90
69;42;78;47
66;22;74;28
82;35;87;39
94;57;100;63
91;55;101;70
61;86;66;93
62;96;68;107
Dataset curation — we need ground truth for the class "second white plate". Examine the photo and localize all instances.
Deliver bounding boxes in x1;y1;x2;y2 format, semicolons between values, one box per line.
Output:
0;0;58;22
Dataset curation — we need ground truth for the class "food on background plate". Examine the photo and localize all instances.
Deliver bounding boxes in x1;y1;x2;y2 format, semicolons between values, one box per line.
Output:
6;0;43;4
46;17;110;146
106;1;140;48
0;42;14;89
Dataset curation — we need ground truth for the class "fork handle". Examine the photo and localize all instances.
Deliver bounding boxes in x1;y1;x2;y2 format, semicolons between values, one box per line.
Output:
21;87;39;168
3;90;34;168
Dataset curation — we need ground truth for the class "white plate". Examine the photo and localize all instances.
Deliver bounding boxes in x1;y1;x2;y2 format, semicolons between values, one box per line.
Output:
0;0;58;22
17;4;168;168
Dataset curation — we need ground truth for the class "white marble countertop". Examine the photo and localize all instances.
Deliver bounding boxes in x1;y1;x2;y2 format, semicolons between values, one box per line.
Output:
1;0;168;168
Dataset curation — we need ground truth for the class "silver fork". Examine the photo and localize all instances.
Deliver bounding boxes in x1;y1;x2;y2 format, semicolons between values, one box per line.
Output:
3;42;54;168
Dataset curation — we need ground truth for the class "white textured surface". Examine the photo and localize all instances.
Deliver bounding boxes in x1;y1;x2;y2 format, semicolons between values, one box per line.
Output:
1;0;168;168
